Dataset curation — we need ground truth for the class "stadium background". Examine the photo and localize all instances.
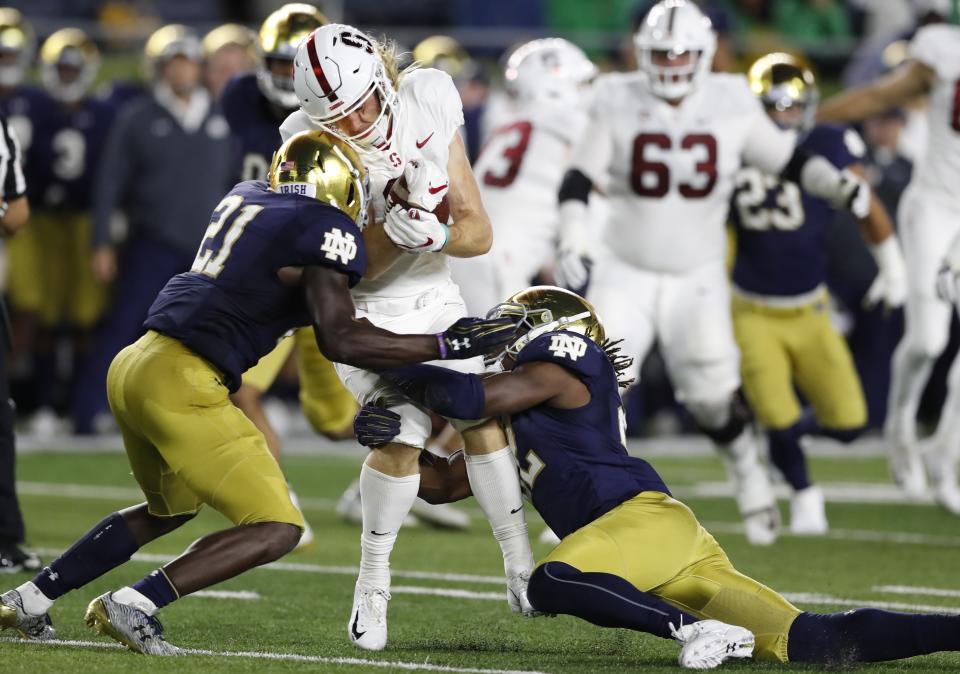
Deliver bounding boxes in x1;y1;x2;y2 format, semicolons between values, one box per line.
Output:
3;2;960;672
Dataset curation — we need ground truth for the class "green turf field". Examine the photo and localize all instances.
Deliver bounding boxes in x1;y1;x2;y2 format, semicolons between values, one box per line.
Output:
3;447;960;673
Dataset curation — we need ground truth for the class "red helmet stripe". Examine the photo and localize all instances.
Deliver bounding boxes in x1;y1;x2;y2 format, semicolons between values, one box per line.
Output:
306;30;338;102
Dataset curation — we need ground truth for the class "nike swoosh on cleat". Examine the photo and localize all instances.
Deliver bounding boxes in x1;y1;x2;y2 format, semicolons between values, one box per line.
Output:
415;132;434;149
427;182;448;195
350;613;366;641
510;506;523;514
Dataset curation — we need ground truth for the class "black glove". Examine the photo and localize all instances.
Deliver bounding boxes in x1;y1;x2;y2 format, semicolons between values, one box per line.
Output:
436;316;518;360
354;404;401;447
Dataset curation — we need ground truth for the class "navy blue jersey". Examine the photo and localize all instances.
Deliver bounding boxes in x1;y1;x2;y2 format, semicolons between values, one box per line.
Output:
144;180;367;391
509;331;669;539
731;124;864;297
0;85;59;170
221;73;286;182
29;97;117;209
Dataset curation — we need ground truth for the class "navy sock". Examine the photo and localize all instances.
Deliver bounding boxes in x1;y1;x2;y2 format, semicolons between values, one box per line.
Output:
527;561;695;639
132;569;179;609
767;424;811;491
32;512;139;600
788;610;960;665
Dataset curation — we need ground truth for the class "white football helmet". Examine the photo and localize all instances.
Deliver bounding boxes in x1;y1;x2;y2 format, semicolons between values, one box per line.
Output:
293;24;399;151
504;38;597;107
634;0;716;101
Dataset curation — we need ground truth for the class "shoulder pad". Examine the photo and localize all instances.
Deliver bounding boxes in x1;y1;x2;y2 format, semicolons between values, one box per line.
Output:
515;330;608;380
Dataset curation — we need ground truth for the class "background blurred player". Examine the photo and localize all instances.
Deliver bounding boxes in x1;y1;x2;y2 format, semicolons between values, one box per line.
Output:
818;12;960;512
286;23;538;650
201;23;256;101
73;24;233;435
555;0;873;546
730;53;906;535
6;29;116;436
0;130;517;654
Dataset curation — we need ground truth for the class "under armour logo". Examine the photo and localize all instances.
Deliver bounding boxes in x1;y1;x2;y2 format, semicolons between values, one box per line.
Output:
321;228;358;264
548;334;587;361
726;643;738;653
450;338;471;351
47;570;59;581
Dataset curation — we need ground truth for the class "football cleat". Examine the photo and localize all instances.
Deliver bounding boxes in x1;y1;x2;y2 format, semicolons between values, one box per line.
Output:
409;498;470;530
789;485;828;536
84;592;182;656
348;584;390;651
0;590;56;640
671;619;755;670
727;461;780;546
0;545;42;574
886;440;928;500
507;569;541;617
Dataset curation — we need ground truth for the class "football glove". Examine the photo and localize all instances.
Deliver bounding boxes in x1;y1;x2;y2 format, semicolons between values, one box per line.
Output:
864;235;907;311
555;200;593;295
834;168;871;219
354;404;401;448
402;159;449;212
437;316;519;360
799;156;871;219
385;205;449;253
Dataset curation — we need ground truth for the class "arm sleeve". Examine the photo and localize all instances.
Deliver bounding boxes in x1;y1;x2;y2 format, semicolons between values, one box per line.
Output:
91;107;136;248
381;363;487;420
569;79;615;190
0;118;26;200
741;96;797;174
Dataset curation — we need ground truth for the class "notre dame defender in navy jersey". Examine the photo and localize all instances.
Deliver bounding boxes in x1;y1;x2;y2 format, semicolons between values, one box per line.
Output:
221;72;285;182
358;285;960;668
729;54;906;536
0;130;518;654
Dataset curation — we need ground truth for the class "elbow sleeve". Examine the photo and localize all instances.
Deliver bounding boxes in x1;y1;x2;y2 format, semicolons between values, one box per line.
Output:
382;364;486;420
558;169;593;204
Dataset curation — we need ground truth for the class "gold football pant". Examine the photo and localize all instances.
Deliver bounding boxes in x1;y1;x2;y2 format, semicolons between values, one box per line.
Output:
107;330;304;528
540;492;801;662
732;292;867;431
240;327;357;436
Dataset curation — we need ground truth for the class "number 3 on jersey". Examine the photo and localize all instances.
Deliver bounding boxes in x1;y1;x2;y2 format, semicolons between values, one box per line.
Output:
192;194;263;278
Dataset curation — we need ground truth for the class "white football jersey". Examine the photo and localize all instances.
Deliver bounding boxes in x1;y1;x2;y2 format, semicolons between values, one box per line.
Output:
908;24;960;202
475;101;587;254
280;67;464;299
573;71;796;273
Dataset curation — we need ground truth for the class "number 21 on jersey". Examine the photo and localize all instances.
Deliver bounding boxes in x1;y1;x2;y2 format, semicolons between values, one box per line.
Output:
192;194;263;278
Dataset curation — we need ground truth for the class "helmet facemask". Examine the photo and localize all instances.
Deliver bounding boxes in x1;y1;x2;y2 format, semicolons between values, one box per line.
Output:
258;55;298;108
634;0;716;102
637;46;704;101
486;301;593;366
315;66;399;153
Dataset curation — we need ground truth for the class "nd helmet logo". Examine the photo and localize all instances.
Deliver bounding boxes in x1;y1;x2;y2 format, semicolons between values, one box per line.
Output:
321;228;358;264
548;334;587;361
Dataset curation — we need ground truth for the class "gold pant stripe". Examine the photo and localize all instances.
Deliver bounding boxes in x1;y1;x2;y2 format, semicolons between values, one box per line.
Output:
732;295;867;430
107;331;304;529
541;492;801;662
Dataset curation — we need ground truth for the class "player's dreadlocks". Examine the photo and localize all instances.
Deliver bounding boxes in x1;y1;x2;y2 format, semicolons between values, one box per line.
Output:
601;338;635;388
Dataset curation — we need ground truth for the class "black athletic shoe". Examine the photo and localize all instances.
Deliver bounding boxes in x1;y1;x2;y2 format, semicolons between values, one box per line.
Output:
0;545;42;574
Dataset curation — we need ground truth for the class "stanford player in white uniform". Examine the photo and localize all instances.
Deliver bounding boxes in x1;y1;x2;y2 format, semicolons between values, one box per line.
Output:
821;15;960;511
555;0;885;545
282;24;536;651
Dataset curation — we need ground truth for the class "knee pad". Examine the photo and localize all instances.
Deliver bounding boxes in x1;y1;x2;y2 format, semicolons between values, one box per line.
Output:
820;426;862;444
689;390;752;445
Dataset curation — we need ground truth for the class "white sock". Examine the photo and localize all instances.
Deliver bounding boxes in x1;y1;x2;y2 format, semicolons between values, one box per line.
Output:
357;463;419;590
465;446;534;575
111;586;159;616
16;581;54;616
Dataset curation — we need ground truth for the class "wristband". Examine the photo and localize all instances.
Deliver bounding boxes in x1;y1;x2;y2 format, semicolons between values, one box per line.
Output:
436;333;448;359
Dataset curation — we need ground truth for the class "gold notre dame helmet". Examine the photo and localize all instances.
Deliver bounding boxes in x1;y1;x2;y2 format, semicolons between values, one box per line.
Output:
748;52;818;129
269;130;368;226
144;24;203;79
40;28;100;103
202;23;257;60
257;3;327;107
0;8;35;88
490;286;606;359
413;35;473;79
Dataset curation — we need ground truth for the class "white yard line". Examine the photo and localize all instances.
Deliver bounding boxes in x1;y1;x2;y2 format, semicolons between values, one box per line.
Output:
781;592;960;614
191;590;260;600
678;481;936;505
0;638;547;674
700;521;960;548
393;586;503;601
873;585;960;599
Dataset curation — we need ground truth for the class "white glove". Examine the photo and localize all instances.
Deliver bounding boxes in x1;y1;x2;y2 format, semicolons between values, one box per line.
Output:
799;156;871;219
401;158;449;212
835;168;871;219
384;205;448;253
864;235;908;310
936;264;959;304
554;200;592;293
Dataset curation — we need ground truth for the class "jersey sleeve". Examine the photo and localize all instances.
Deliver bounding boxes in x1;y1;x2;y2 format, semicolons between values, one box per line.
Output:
515;331;608;380
279;109;315;143
738;83;797;174
409;68;464;144
909;25;946;70
805;124;865;170
569;76;615;190
294;203;368;286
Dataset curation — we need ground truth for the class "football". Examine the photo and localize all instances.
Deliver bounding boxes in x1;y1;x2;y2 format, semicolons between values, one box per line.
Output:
384;174;452;224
